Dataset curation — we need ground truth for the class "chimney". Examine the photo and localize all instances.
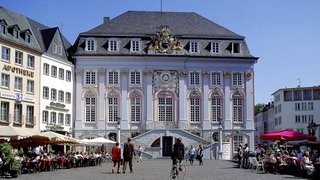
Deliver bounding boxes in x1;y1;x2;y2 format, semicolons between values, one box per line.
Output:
104;17;110;23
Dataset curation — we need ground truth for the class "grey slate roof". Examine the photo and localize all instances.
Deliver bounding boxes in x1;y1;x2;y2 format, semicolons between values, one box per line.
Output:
82;11;243;39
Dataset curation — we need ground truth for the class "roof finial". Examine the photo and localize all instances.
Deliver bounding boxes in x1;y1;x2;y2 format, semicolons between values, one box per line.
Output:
297;78;301;88
160;0;163;12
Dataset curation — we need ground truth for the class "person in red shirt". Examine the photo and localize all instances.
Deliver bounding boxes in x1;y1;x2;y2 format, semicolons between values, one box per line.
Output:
111;142;121;173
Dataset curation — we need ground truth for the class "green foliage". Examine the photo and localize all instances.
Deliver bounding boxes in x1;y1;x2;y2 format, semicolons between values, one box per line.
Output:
254;103;265;115
0;142;19;170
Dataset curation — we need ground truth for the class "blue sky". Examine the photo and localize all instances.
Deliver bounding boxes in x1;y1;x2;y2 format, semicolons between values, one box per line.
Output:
1;0;319;105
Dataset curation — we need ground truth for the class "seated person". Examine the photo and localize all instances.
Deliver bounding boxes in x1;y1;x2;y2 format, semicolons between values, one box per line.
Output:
301;151;315;176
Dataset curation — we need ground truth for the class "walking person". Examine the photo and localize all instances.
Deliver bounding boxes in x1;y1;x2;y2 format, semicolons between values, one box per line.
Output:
171;137;185;166
237;143;243;168
137;146;143;162
197;144;203;165
122;137;136;173
111;142;121;173
188;145;196;165
242;143;249;168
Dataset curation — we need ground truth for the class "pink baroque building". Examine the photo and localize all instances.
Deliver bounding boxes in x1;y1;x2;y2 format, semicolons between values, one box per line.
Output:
70;11;258;159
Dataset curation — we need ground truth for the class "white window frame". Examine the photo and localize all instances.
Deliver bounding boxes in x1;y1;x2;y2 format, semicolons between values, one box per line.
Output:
1;73;10;88
0;101;9;122
42;110;48;123
58;68;64;80
211;41;220;53
211;71;222;87
58;45;63;55
231;42;241;54
130;97;141;122
190;96;200;122
1;46;10;62
189;41;200;53
27;55;35;69
129;70;142;86
15;50;23;65
51;66;57;78
53;43;57;53
233;98;243;122
108;39;119;51
66;92;71;104
50;112;56;124
58;113;64;125
58;90;64;102
26;105;34;125
85;70;97;85
108;97;119;122
26;80;34;94
43;63;49;75
130;39;140;52
65;114;71;126
14;103;22;124
43;86;49;99
14;76;23;91
211;98;222;122
232;72;243;87
51;88;57;101
158;97;173;121
13;28;19;39
25;33;30;43
85;39;96;51
107;70;120;86
86;97;96;122
0;24;5;34
66;70;71;82
189;71;201;86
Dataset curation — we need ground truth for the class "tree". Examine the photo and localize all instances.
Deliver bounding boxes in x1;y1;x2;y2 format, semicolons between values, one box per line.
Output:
254;103;265;115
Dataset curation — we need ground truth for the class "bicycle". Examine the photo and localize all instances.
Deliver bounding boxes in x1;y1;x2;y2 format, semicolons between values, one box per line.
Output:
170;159;186;180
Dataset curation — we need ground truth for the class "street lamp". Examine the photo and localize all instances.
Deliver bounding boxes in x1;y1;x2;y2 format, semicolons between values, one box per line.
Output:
116;117;121;144
210;119;213;160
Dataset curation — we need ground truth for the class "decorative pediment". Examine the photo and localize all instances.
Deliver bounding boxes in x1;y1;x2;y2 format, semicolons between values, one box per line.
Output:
153;70;179;95
148;26;182;54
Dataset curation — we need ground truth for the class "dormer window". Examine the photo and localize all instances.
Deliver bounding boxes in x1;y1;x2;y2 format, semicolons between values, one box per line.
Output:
53;43;57;53
21;29;32;43
25;33;30;43
85;39;96;51
108;39;118;51
211;42;220;53
13;28;19;39
130;39;140;52
189;41;199;53
226;42;241;54
0;20;6;34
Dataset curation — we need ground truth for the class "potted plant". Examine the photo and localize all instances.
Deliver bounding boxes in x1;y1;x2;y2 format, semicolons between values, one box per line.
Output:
0;142;19;178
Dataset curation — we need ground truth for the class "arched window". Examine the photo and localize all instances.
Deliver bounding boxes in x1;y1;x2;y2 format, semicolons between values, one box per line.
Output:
232;92;243;122
107;91;120;122
190;92;200;122
211;97;222;122
84;90;97;122
130;91;141;122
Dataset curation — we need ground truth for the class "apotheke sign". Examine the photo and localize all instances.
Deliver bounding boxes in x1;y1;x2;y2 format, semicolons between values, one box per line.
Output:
0;92;35;103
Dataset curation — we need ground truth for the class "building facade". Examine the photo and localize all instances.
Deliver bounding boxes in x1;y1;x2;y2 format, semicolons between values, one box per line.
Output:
72;11;258;159
272;86;320;136
0;7;74;136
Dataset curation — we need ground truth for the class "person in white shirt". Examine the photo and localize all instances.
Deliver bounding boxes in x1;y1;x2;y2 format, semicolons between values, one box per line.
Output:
302;151;315;176
137;146;143;162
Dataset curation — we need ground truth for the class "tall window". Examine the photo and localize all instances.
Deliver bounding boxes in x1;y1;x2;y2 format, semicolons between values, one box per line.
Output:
189;72;200;86
51;89;57;101
65;114;71;126
65;92;71;104
85;71;96;85
190;41;199;53
26;105;34;125
0;101;9;122
51;66;57;78
58;113;64;124
50;112;56;124
211;72;222;86
1;46;10;62
232;72;243;86
131;40;140;52
42;111;48;123
43;87;49;99
85;39;95;51
58;68;64;80
108;97;118;122
131;97;141;122
159;97;173;121
1;73;10;88
58;90;64;102
14;77;22;91
66;70;71;81
86;98;96;122
233;98;243;122
14;104;22;124
26;80;34;94
109;40;118;51
130;71;141;85
43;63;49;75
108;71;119;85
15;51;23;65
27;55;34;69
212;98;221;122
211;42;219;53
190;95;200;122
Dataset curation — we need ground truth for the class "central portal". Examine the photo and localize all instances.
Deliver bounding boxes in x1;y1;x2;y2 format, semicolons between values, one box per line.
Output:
162;136;173;157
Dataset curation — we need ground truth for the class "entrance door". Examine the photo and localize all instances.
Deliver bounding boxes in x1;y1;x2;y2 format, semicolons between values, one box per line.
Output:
162;136;173;157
